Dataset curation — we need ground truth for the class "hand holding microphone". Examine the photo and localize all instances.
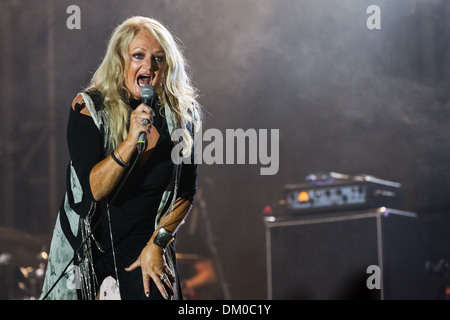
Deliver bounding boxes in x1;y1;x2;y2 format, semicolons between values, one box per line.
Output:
138;85;155;151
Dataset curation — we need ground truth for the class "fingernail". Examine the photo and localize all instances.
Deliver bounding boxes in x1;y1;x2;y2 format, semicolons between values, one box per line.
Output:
146;292;150;298
164;293;168;300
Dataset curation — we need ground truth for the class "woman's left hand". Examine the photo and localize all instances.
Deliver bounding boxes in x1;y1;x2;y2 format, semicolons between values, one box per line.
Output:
125;243;175;299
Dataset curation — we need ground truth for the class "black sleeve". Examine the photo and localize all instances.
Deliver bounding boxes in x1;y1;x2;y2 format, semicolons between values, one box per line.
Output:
177;161;198;204
176;124;198;203
66;107;105;203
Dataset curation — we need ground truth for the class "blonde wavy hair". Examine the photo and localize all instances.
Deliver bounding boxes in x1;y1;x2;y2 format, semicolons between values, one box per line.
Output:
88;16;202;153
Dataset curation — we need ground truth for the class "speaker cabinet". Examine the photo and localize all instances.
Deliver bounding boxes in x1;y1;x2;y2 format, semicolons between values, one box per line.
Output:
265;207;429;299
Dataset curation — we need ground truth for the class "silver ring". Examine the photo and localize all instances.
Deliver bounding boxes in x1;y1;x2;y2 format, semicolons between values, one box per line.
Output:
160;273;168;281
141;119;150;126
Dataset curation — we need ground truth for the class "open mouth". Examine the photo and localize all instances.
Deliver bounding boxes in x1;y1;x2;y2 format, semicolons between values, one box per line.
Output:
137;74;152;87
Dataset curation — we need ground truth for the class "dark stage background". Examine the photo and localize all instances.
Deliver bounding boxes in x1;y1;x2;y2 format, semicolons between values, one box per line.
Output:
0;0;449;299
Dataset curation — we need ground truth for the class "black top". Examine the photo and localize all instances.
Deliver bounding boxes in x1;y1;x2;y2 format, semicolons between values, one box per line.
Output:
66;93;197;260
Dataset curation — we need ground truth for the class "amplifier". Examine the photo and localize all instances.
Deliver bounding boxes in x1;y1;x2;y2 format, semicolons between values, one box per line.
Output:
265;207;429;299
284;174;402;214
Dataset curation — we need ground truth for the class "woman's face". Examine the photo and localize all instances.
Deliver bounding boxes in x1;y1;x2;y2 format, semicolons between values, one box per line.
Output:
125;29;166;100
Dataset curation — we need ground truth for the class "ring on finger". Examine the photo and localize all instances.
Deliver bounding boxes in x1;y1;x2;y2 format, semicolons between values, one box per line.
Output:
160;273;168;281
141;119;150;126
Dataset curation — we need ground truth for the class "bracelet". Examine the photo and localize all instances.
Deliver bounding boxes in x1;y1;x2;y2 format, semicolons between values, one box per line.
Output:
153;228;174;250
111;150;127;168
115;148;128;166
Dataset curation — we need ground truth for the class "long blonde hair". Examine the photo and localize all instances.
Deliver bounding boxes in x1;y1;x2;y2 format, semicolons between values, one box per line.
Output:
88;16;202;152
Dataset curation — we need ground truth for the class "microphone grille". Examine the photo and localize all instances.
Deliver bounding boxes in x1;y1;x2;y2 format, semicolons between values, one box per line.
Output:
140;85;154;98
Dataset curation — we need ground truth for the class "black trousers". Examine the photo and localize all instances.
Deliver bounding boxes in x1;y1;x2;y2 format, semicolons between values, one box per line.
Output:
92;235;181;300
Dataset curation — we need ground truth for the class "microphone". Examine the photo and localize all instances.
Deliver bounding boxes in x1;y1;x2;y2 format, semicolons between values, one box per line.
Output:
138;85;154;151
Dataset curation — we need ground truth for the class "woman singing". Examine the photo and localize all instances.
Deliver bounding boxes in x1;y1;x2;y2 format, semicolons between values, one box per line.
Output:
40;16;202;300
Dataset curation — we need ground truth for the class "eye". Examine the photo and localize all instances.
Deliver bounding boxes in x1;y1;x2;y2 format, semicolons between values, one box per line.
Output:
132;53;144;60
153;55;164;63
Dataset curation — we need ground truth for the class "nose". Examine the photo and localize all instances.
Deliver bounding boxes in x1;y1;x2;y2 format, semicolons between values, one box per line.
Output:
142;56;159;72
141;56;152;72
150;58;159;72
